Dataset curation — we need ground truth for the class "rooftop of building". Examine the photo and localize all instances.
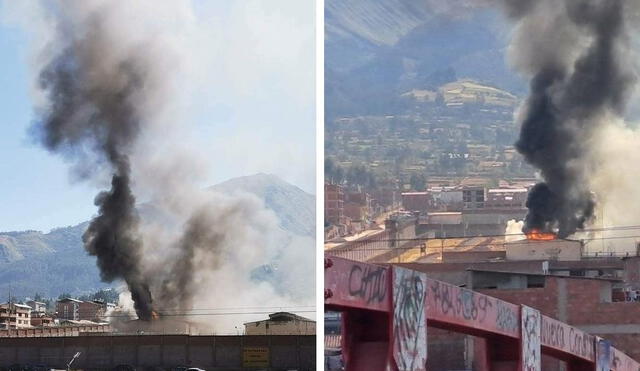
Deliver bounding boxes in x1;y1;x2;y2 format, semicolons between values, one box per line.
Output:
243;312;315;325
466;268;622;282
487;188;528;193
57;298;82;303
59;319;108;326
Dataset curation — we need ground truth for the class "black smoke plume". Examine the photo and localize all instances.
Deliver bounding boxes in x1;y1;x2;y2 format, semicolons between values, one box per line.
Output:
34;10;154;319
500;0;635;237
159;206;224;311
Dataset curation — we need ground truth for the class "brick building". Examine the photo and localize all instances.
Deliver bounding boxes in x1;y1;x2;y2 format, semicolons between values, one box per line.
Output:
401;192;431;212
472;271;640;368
344;191;372;223
388;256;640;369
78;300;109;321
56;298;82;320
30;314;54;327
325;183;345;226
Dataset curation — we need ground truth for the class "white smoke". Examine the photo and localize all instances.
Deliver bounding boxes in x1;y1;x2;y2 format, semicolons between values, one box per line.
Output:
505;219;525;242
582;117;640;254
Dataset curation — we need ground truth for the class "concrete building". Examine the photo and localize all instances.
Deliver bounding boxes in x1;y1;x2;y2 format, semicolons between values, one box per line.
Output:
462;186;486;210
486;187;528;209
244;312;315;335
505;239;583;261
0;303;32;329
25;301;46;316
385;213;417;245
429;186;463;211
56;298;82;320
417;208;527;237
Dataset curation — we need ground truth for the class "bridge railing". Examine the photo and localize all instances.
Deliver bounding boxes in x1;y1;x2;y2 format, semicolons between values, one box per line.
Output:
325;254;640;371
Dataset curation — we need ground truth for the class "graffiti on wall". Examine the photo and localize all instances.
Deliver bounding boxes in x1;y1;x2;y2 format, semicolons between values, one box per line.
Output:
521;305;541;371
540;316;594;361
610;347;640;371
428;280;492;322
348;263;388;305
324;257;390;311
425;278;519;338
393;267;427;371
495;300;519;334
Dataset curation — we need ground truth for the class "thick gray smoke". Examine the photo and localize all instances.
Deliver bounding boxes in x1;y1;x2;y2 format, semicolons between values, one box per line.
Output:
12;1;315;331
498;0;637;237
158;205;228;311
34;6;156;319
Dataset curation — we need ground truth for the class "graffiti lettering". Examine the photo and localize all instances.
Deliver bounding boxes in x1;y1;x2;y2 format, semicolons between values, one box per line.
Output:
393;268;427;371
496;301;518;333
430;280;493;323
541;318;594;361
541;320;565;350
522;307;541;371
569;327;593;360
348;264;387;304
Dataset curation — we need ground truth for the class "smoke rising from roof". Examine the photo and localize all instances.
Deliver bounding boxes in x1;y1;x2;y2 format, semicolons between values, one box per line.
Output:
497;0;637;238
18;0;314;330
33;3;162;320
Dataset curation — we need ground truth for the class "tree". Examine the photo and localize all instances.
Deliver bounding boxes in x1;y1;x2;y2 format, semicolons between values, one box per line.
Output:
92;289;118;303
410;173;427;191
325;157;335;178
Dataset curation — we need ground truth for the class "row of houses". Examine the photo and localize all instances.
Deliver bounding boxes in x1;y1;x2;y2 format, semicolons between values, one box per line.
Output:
0;298;114;330
401;185;529;213
325;183;401;239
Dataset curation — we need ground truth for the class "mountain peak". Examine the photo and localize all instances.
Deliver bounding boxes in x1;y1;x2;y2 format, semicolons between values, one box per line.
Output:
210;173;315;237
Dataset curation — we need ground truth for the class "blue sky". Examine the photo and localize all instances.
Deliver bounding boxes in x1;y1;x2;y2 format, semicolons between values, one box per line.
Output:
0;1;315;232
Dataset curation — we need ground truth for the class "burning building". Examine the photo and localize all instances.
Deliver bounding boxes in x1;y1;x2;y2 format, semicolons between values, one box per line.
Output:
502;0;637;238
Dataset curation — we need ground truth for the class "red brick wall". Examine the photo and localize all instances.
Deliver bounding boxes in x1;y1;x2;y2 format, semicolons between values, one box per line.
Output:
480;276;640;363
477;279;560;319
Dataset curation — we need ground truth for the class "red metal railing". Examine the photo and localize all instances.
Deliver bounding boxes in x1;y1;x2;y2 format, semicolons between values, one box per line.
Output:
325;255;640;371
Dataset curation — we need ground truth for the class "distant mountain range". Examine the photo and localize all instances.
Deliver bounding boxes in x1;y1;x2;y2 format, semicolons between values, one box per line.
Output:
0;173;315;299
325;0;526;119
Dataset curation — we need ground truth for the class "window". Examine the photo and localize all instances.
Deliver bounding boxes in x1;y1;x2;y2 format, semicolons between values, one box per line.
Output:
527;275;545;288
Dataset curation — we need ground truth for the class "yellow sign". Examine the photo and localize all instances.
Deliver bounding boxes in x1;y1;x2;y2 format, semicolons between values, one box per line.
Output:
243;346;269;368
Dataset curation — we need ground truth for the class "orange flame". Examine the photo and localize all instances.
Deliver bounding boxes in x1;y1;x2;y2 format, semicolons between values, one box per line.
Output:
526;229;557;241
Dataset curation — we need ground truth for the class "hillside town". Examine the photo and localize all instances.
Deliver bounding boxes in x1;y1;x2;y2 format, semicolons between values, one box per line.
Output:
0;297;114;331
